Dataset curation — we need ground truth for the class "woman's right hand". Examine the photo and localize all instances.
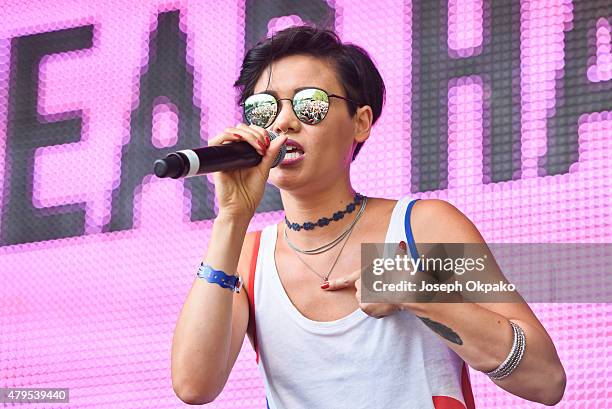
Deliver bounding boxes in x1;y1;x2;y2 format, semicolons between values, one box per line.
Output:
208;123;288;220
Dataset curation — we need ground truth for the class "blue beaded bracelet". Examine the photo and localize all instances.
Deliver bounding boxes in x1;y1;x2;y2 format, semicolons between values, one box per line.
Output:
196;262;242;293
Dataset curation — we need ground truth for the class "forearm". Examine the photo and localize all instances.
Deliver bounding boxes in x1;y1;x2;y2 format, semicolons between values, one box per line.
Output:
402;302;565;406
171;214;250;398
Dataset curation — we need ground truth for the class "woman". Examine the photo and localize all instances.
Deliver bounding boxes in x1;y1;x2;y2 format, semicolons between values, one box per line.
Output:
171;25;565;408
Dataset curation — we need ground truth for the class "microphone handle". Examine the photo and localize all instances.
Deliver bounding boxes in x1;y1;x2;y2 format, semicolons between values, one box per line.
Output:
153;131;285;179
154;142;261;179
194;142;263;174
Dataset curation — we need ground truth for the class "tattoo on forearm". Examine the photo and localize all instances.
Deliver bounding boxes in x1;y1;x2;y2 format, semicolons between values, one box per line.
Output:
417;316;463;345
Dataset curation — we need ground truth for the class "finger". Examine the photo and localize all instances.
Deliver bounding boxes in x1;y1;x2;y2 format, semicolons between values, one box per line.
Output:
237;123;271;149
399;240;408;253
396;239;439;304
323;276;350;291
224;126;266;155
378;305;402;318
207;133;243;147
246;124;273;147
361;303;401;319
260;132;289;168
322;269;361;291
359;303;386;319
386;240;412;278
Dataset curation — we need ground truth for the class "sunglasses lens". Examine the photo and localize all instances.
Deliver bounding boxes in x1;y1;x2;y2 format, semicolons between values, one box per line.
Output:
243;94;277;128
293;88;329;125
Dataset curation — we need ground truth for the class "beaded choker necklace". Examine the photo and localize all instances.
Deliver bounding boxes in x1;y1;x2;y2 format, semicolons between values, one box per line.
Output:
284;192;364;231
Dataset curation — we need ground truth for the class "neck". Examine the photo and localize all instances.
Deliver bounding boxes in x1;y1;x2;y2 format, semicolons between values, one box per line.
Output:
279;183;364;249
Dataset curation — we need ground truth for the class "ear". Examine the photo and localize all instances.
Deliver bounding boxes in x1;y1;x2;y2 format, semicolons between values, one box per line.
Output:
353;105;373;144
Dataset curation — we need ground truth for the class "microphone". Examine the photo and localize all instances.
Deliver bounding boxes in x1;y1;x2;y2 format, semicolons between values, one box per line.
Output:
153;130;286;179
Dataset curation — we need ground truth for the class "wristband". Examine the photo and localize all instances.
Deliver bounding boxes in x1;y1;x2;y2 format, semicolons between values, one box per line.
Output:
196;262;243;293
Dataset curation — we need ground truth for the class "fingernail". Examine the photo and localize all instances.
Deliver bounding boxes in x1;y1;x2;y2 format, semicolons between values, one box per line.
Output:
257;140;266;154
320;281;329;289
265;135;270;146
399;241;407;251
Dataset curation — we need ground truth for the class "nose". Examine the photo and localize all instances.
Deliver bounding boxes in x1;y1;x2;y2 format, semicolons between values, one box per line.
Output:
270;99;300;134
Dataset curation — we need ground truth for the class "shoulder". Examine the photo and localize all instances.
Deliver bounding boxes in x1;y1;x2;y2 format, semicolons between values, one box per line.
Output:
358;196;400;227
365;196;399;214
410;198;485;243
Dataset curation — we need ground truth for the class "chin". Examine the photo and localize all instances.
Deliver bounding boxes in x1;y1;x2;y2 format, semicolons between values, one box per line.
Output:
269;168;304;189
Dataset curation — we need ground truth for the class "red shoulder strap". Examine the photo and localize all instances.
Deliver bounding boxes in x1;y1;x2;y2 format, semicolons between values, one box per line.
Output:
248;230;262;364
461;361;476;409
431;362;475;408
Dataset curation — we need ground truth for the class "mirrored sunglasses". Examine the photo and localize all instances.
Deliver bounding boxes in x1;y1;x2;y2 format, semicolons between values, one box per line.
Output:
241;87;358;128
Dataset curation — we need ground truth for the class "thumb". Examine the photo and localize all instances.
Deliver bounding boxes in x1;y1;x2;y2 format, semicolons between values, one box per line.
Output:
261;132;289;168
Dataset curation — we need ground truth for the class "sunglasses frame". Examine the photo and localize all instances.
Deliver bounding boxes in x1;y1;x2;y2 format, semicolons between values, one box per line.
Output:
240;86;359;127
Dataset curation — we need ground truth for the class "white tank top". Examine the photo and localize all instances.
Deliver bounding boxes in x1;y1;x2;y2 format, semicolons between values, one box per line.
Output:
250;195;476;409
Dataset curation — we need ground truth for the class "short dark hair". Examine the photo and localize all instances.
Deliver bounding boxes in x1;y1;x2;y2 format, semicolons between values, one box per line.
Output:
233;25;386;162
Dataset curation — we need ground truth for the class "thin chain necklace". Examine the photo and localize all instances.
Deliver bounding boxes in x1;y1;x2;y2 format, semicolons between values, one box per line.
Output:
284;195;368;255
283;196;368;282
288;221;356;283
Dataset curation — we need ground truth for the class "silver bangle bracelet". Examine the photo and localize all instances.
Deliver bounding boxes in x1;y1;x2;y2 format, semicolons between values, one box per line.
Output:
483;321;526;380
489;326;525;379
484;321;519;377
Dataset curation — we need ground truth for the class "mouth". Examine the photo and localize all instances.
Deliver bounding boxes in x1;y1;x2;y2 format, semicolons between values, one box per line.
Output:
282;139;305;164
284;145;305;158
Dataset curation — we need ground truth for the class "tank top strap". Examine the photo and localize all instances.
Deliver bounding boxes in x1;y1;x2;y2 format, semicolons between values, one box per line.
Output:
404;198;421;266
247;229;262;364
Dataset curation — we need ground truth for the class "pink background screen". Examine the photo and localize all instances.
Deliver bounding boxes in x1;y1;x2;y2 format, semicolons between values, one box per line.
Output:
1;0;610;407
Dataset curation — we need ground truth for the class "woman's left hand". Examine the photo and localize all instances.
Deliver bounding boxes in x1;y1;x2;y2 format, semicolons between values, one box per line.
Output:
321;242;409;319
